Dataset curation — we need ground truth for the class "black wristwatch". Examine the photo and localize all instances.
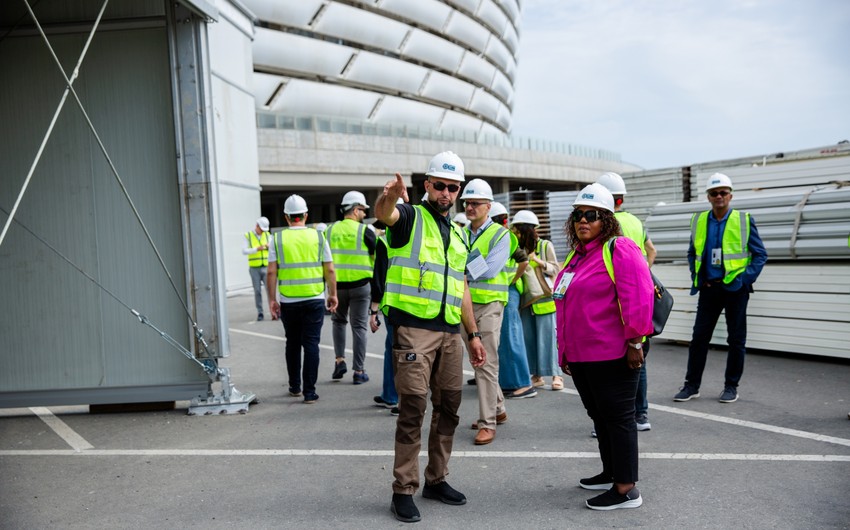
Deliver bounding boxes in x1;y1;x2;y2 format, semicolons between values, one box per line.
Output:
369;309;379;315
468;331;482;341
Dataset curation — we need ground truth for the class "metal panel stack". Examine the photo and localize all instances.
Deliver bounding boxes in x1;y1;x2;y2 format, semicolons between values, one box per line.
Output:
643;153;850;358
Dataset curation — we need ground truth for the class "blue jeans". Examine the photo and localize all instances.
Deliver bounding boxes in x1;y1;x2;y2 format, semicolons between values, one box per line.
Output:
520;306;558;377
635;339;650;417
498;285;531;390
280;299;325;397
570;356;640;484
686;285;750;389
380;318;398;404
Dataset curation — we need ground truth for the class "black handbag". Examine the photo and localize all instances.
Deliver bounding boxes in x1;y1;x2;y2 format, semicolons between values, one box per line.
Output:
608;237;674;337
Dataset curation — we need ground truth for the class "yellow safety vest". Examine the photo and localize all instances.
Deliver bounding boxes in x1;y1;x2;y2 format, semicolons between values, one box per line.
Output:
274;228;325;298
467;223;510;305
690;209;751;287
505;231;524;294
245;231;270;267
325;219;373;283
383;205;468;324
615;211;647;256
530;239;556;315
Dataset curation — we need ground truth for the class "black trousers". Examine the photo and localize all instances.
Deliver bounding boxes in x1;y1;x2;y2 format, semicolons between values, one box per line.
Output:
686;284;750;389
570;356;639;483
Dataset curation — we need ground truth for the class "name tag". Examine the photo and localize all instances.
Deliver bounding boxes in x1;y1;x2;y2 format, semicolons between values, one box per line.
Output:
466;248;488;280
553;272;574;300
711;248;722;266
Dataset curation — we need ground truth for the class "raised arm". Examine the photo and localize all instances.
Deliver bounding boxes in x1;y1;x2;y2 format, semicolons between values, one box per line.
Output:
375;173;409;227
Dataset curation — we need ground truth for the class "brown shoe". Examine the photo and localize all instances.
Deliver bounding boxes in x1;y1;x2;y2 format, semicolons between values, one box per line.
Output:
474;427;495;445
471;411;507;429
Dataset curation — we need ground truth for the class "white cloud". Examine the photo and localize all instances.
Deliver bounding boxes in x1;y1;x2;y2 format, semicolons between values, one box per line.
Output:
511;0;850;168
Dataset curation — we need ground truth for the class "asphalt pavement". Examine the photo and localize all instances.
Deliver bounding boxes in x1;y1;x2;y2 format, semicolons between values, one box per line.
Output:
1;293;849;529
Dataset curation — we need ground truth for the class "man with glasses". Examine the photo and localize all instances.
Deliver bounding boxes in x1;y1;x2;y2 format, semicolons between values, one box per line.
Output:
326;191;377;384
674;173;767;404
375;151;486;523
458;179;511;446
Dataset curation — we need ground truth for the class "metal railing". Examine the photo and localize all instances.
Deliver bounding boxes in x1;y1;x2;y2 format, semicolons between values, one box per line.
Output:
256;111;622;162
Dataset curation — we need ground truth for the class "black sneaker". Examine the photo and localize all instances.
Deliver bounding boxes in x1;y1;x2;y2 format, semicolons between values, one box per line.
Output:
390;406;400;416
391;493;421;523
635;414;651;431
288;388;302;397
332;360;347;380
719;386;738;403
586;486;642;510
673;385;700;402
257;313;264;321
374;396;397;408
353;371;369;385
422;481;467;505
467;378;477;386
579;472;613;491
303;393;319;404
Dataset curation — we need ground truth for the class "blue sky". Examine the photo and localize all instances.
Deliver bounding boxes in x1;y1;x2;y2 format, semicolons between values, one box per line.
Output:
510;0;850;169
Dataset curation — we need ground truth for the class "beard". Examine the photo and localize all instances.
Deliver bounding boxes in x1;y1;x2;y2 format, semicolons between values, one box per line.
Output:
428;199;454;213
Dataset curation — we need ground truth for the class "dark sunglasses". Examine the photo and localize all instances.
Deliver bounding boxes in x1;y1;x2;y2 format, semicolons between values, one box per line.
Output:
571;209;602;223
430;181;460;193
708;190;730;197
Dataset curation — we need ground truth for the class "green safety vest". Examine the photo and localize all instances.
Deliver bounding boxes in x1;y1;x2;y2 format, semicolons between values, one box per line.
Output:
325;219;373;283
383;205;468;324
467;222;510;305
273;228;325;298
505;231;524;294
245;231;270;267
615;211;647;256
690;209;751;287
530;239;556;315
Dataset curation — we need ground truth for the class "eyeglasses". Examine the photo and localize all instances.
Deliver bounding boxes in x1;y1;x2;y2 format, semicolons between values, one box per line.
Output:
430;181;460;193
708;190;730;198
355;207;368;213
571;209;602;223
464;201;487;209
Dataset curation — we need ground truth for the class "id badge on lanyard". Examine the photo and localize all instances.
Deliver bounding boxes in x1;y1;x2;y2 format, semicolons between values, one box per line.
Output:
552;272;574;300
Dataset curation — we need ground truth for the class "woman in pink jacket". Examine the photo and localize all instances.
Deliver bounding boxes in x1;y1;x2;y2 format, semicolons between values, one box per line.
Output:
554;183;654;511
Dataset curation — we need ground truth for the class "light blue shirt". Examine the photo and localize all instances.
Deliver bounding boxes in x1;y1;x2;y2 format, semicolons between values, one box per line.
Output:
466;219;511;281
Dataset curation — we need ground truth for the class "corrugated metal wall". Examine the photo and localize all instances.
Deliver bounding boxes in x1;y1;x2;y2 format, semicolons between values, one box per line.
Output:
0;2;208;405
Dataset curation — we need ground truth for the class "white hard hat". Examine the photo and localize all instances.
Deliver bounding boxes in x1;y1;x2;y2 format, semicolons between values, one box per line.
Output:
706;173;733;192
425;151;465;182
511;210;539;227
460;178;494;200
341;190;369;210
284;194;309;215
256;216;270;231
489;201;508;218
573;183;615;212
596;172;627;195
452;212;469;226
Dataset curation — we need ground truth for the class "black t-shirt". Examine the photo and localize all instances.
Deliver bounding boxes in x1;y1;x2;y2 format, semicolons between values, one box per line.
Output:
385;201;460;333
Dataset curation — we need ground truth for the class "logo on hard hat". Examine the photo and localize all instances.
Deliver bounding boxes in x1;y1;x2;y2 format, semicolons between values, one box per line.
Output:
442;163;456;171
710;179;721;185
582;193;594;199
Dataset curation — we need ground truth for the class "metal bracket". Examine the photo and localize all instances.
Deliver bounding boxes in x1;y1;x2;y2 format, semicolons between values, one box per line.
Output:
188;366;258;416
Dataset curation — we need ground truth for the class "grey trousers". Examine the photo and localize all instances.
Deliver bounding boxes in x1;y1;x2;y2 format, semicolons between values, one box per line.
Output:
249;266;266;315
331;283;370;371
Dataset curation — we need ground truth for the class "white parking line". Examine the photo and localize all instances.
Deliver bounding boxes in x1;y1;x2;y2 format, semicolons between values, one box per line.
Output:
30;407;93;452
0;448;848;462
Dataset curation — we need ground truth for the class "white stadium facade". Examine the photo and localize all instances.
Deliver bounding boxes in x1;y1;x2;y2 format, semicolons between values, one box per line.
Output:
240;0;638;228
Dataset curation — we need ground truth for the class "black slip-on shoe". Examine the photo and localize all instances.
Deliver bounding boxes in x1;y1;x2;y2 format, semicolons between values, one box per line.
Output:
422;481;467;505
391;493;421;523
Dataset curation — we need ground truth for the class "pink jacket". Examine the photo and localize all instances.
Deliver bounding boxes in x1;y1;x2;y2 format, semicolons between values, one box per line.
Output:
555;236;654;365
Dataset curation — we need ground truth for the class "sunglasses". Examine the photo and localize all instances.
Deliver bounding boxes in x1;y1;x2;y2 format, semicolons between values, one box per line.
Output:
708;190;730;198
571;209;602;223
464;201;487;209
430;181;460;193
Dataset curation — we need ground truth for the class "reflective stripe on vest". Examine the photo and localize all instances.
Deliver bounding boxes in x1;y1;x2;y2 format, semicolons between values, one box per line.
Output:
383;205;468;324
274;228;325;298
615;211;647;256
246;231;269;267
325;219;373;283
467;223;510;304
690;209;751;287
531;239;555;315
